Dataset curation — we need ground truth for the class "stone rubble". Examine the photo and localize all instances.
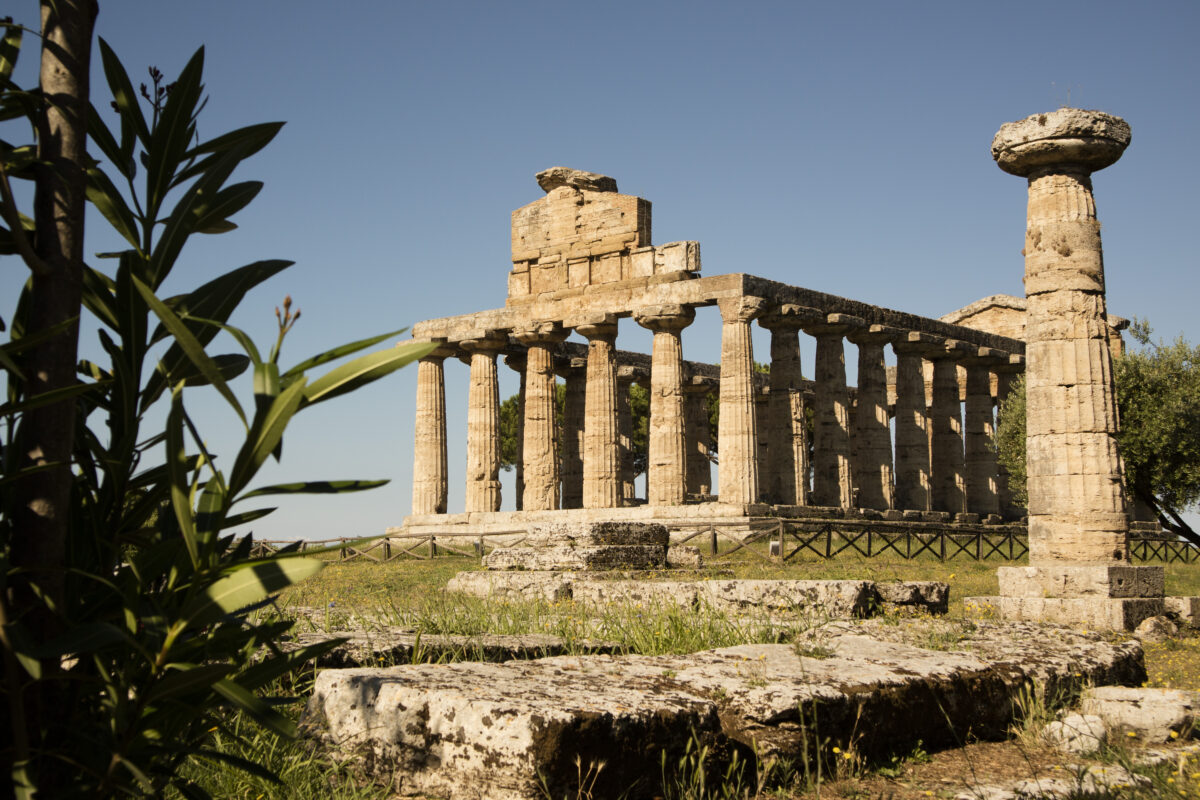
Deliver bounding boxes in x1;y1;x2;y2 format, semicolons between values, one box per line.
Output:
953;764;1149;800
1042;713;1107;755
1080;686;1199;743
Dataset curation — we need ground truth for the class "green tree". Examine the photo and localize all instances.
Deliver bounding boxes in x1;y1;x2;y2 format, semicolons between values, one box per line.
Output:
995;322;1200;546
1;20;430;798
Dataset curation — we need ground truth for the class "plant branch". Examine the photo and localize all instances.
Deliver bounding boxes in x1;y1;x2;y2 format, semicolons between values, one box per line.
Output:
0;162;52;276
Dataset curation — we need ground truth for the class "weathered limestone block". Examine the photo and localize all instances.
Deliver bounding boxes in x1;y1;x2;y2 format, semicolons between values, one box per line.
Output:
873;581;950;614
514;322;568;511
1166;596;1200;628
966;595;1164;631
305;623;1143;799
445;570;574;602
535;167;619;194
667;545;704;568
928;339;969;514
1043;713;1107;755
956;765;1148;800
569;580;700;608
696;579;875;617
287;630;623;668
1080;686;1200;742
524;521;670;548
997;565;1164;598
483;544;668;571
892;332;935;512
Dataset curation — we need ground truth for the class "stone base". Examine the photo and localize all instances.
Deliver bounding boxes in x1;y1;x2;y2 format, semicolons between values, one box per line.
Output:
965;595;1164;631
997;564;1164;598
525;521;668;547
1165;596;1200;629
483;544;666;571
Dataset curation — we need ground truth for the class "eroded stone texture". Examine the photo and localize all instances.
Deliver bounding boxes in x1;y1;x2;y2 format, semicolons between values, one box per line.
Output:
305;622;1142;800
848;325;896;510
636;305;695;506
577;319;621;508
929;340;969;514
761;305;819;506
524;521;670;548
462;334;507;512
806;315;859;508
556;356;587;508
411;352;449;514
717;297;768;505
514;323;568;511
683;379;714;496
483;544;667;571
893;332;934;511
1081;687;1200;742
992;109;1131;564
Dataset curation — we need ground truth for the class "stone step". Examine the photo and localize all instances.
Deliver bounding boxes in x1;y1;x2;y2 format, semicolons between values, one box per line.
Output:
482;543;667;571
303;621;1143;800
446;573;948;616
285;630;623;668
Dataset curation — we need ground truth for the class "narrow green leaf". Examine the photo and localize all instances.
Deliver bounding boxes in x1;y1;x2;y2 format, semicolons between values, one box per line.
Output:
182;558;323;627
253;361;280;400
167;389;200;567
237;637;346;691
0;462;59;489
98;38;150;149
0;23;21;85
223;507;276;528
303;341;435;406
146;46;205;216
145;663;233;703
191;180;261;234
211;678;296;739
85;166;140;249
170;353;250;387
135;276;245;425
238;479;388;500
229;377;307;496
0;379;107;417
281;327;409;379
81;265;119;330
173;121;284;187
87;102;130;180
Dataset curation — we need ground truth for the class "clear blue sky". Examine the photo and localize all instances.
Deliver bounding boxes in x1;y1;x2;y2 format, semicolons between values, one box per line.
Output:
6;1;1198;540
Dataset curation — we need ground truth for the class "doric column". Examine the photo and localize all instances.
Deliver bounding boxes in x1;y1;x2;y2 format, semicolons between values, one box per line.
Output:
994;354;1025;519
803;314;860;509
502;352;526;511
635;304;695;506
716;296;768;506
759;304;819;506
513;322;567;511
556;355;587;509
848;324;897;510
892;331;935;512
993;109;1131;564
575;317;621;509
963;347;1005;516
461;332;508;513
683;376;715;497
928;339;970;515
411;346;451;515
616;367;642;503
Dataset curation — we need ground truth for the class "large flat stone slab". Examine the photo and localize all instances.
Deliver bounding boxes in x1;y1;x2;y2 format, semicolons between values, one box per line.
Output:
482;543;667;571
966;594;1165;631
286;630;622;668
304;621;1143;800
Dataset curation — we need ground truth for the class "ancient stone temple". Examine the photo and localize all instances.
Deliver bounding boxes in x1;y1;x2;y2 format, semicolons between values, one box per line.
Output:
396;166;1028;538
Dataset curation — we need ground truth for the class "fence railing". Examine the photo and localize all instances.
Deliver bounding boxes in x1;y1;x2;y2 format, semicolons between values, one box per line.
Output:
250;521;1199;565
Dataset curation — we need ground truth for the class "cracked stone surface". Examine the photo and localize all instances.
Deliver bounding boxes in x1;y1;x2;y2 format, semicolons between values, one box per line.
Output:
303;621;1143;800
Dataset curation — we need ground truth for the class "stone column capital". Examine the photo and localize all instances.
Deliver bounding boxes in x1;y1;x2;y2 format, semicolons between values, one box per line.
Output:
846;323;901;347
573;315;619;342
992;109;1130;179
412;338;455;361
458;331;509;354
890;330;939;355
633;304;696;332
554;354;587;378
717;295;769;324
759;303;823;331
961;346;1008;368
512;320;568;346
503;352;527;372
993;353;1026;374
683;375;718;394
802;312;866;338
927;338;973;360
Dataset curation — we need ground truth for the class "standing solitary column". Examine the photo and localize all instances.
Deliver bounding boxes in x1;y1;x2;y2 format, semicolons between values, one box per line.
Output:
412;348;451;514
461;333;508;512
804;314;859;509
636;304;695;506
576;318;621;509
557;355;587;509
892;332;934;512
684;378;714;497
848;324;897;510
928;340;969;515
716;296;768;505
993;109;1131;563
760;305;817;506
503;353;527;511
994;354;1025;519
513;322;567;511
963;348;1004;516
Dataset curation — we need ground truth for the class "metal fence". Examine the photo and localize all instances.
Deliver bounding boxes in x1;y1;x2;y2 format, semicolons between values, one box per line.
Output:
251;521;1199;565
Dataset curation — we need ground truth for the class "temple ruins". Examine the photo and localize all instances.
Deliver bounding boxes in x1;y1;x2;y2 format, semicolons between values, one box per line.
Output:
396;165;1032;538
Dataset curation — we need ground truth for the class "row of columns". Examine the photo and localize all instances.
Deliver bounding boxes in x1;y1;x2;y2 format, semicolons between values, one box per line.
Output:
411;301;1023;517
